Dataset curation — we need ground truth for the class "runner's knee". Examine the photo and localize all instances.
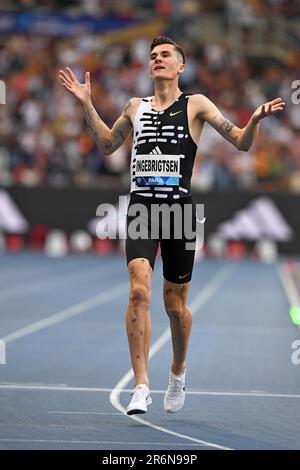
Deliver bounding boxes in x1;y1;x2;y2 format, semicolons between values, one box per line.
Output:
165;298;184;319
129;284;151;310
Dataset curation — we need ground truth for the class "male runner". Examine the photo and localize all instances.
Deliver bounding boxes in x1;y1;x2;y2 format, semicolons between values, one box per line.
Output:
59;36;285;415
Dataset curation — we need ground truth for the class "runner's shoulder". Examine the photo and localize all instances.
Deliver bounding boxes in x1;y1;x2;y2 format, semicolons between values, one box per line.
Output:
188;93;209;106
129;97;143;107
188;93;212;118
124;97;142;118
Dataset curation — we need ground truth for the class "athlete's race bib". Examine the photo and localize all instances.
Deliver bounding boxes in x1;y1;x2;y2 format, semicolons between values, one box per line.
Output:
135;154;181;186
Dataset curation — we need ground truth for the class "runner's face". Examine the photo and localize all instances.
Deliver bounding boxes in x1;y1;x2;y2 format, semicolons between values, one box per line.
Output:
149;44;184;80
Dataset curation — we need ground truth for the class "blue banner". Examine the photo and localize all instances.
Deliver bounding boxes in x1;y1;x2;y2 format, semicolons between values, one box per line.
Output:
0;10;137;36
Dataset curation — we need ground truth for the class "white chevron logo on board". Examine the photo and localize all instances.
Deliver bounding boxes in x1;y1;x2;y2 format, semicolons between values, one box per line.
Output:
218;197;293;241
0;190;29;233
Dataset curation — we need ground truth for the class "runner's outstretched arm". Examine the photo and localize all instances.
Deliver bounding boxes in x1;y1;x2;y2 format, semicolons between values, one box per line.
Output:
58;67;134;154
192;94;285;151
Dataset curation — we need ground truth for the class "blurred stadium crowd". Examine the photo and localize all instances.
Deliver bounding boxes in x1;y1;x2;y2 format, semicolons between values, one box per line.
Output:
0;0;300;192
3;0;300;17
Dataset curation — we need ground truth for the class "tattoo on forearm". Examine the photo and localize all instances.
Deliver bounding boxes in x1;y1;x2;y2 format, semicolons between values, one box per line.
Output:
82;104;114;152
85;118;102;144
220;119;234;134
101;138;112;150
84;109;93;121
88;125;98;139
116;129;126;141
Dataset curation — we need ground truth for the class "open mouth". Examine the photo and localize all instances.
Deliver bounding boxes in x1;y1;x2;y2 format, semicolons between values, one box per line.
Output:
154;66;165;71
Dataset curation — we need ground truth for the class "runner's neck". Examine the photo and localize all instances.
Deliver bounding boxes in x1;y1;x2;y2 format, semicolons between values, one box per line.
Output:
151;84;182;111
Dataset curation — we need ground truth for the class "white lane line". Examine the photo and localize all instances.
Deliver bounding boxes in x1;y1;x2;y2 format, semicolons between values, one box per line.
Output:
0;439;203;447
278;263;300;332
110;265;235;451
1;383;299;398
0;281;129;344
186;391;300;398
0;384;116;392
278;264;300;307
0;257;45;276
0;261;121;299
0;264;54;281
48;411;122;415
0;258;110;282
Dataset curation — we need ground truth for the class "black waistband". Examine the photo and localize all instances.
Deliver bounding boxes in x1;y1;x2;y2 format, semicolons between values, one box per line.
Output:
129;192;194;207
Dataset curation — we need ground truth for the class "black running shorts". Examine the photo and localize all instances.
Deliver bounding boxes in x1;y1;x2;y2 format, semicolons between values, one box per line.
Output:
126;193;196;284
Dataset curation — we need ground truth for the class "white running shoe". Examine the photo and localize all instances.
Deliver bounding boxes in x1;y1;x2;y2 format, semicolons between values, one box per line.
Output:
126;384;152;415
164;370;186;413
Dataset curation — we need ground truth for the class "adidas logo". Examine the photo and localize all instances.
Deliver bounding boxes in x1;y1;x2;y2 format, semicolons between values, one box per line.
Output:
150;146;162;155
0;190;29;233
218;197;293;242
